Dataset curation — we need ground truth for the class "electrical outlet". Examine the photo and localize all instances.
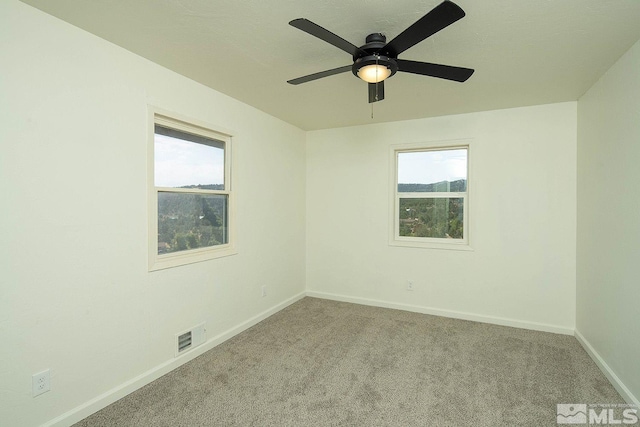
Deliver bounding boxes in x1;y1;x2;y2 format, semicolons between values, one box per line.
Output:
32;369;50;397
407;281;414;291
261;285;267;297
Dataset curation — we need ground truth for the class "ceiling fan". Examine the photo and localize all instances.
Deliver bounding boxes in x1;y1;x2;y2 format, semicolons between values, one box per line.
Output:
287;0;474;103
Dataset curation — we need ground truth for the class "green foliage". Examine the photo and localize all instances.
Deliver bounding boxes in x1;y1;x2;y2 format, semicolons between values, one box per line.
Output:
399;197;463;239
175;234;188;251
157;191;227;254
186;233;199;249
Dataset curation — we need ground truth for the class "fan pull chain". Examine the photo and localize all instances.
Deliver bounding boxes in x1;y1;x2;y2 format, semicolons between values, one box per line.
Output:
371;56;379;119
375;55;380;102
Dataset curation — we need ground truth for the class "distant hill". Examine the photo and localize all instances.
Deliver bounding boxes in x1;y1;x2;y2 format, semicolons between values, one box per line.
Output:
398;179;466;193
180;184;224;190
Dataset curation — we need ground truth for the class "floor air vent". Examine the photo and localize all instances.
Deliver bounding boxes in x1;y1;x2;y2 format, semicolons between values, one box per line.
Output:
175;323;206;357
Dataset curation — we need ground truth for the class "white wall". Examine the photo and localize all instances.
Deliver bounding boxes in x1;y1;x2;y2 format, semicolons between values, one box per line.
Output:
577;39;640;404
306;103;577;333
6;0;638;424
0;1;306;425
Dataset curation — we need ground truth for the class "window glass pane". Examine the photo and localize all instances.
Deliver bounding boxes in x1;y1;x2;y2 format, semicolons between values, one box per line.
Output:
157;192;228;254
154;125;224;189
399;198;464;239
398;149;467;192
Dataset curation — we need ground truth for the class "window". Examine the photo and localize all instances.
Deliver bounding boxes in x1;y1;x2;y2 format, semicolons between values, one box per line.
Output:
390;141;471;250
149;110;235;270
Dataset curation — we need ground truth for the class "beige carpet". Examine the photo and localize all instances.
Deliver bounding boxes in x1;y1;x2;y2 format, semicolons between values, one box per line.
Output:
75;297;623;426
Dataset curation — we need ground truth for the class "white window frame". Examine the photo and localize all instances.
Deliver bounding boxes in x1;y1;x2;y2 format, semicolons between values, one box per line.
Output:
148;107;236;271
389;139;472;251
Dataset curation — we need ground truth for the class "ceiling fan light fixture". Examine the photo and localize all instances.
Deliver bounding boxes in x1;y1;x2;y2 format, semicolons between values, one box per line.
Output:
352;55;398;84
357;64;392;83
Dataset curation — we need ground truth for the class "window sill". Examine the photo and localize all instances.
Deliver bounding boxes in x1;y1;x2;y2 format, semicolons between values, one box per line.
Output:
149;245;237;271
389;239;474;251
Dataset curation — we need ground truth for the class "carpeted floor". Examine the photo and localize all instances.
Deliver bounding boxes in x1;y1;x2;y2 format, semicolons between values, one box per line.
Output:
75;297;624;426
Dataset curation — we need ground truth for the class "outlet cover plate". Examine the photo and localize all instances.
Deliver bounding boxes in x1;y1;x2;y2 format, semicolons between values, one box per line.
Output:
32;370;50;397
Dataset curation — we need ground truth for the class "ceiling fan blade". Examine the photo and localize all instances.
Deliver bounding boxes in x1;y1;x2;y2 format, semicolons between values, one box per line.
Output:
368;81;385;103
289;18;363;56
287;65;352;85
384;1;465;57
397;59;474;82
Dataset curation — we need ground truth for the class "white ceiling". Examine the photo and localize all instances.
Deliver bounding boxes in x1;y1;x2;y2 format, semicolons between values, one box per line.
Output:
20;0;640;131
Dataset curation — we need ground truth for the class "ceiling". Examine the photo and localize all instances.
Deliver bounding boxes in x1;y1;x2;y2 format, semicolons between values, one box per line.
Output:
20;0;640;131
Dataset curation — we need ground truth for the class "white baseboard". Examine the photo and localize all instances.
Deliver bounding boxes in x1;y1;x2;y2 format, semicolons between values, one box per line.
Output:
306;290;575;336
47;291;637;427
308;292;640;406
45;291;306;427
575;330;639;407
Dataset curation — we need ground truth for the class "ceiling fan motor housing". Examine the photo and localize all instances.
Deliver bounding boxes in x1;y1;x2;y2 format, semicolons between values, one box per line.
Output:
352;33;398;78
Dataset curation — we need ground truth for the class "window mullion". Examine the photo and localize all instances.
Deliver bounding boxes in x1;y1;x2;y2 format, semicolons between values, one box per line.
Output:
397;192;465;199
155;187;228;195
